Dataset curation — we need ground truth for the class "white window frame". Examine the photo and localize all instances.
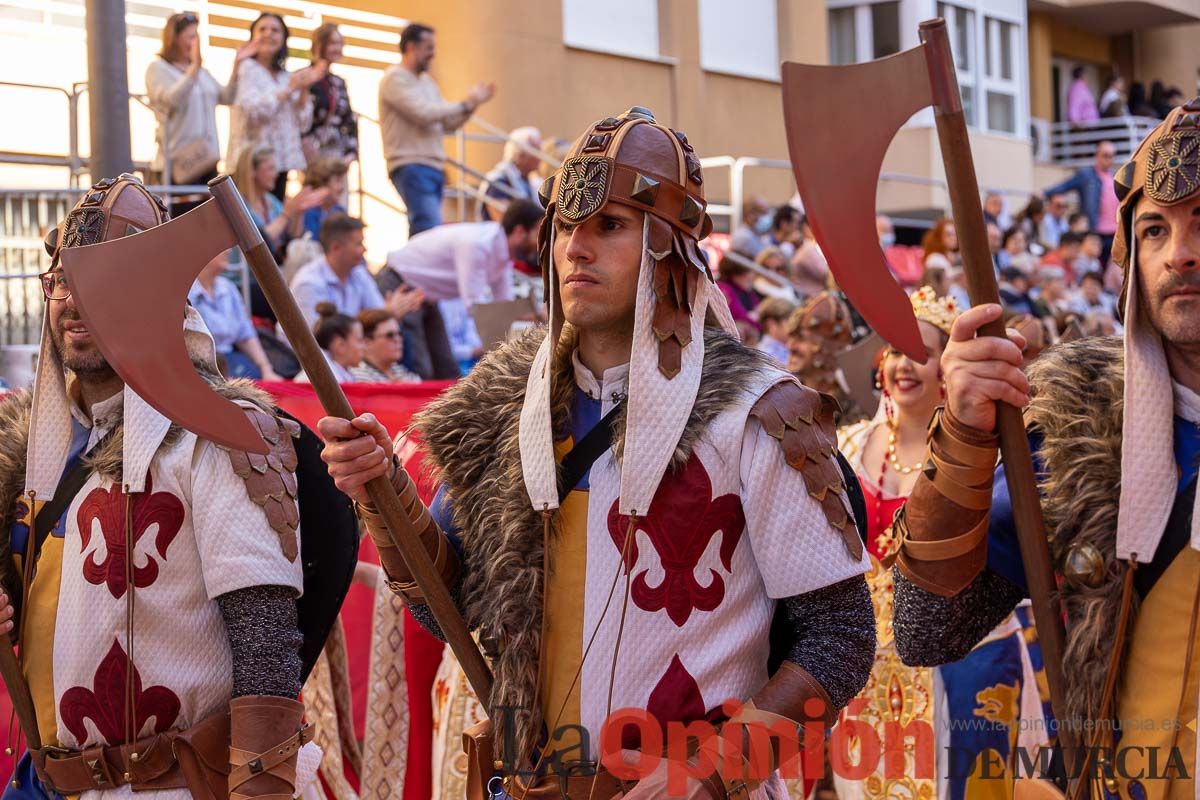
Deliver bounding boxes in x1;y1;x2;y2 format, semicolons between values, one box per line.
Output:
981;14;1021;135
698;0;780;81
932;0;1027;140
827;0;907;65
561;0;663;63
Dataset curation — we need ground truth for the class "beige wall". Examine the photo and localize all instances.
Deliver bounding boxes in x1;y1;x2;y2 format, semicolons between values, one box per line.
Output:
877;127;1034;215
1135;23;1200;95
320;0;825;210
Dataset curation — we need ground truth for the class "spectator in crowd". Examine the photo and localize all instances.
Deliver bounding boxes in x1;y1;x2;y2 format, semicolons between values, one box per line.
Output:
999;266;1039;317
998;226;1036;273
1079;311;1118;338
351;309;420;383
1074;231;1104;278
982;191;1008;228
1014;194;1048;254
1099;75;1129;117
300;157;349;240
766;205;801;260
921;264;949;299
1129;82;1156;117
146;12;255;216
730;194;771;257
531;136;569;195
946;266;971;310
792;213;830;298
986;222;1003;272
1039;192;1069;249
1066;66;1099;124
1067;211;1090;235
380;22;495;236
1071;270;1120;321
297;302;364;383
1150;80;1171;118
302;22;359;167
716;253;761;337
1034;266;1072;317
380;199;543;379
189;248;280;380
231;145;324;259
1041;231;1085;284
1044;139;1117;260
228;12;323;199
480;126;542;219
381;198;540;309
876;214;895;249
753;247;799;304
291;213;421;328
921;217;959;274
437;297;486;374
754;296;795;365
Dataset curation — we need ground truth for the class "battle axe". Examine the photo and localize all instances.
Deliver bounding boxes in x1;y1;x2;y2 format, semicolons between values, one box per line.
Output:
782;18;1073;756
58;176;493;705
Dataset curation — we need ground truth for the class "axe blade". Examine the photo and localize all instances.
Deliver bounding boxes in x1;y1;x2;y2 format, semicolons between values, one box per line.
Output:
782;46;933;363
60;199;270;454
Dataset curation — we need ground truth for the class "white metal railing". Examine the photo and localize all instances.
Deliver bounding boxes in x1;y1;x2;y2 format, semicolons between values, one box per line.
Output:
1048;116;1159;169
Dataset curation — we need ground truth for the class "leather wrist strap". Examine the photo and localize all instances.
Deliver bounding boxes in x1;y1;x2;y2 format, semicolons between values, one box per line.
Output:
354;463;460;603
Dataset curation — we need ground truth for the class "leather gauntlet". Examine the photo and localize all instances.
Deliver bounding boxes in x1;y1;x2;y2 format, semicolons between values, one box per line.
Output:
892;406;998;596
354;463;460;604
228;695;309;800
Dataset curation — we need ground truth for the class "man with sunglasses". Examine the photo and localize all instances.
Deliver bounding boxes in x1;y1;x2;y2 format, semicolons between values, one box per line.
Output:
0;175;314;799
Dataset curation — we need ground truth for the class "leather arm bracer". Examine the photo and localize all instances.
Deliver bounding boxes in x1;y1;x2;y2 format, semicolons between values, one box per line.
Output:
891;407;999;597
353;464;461;604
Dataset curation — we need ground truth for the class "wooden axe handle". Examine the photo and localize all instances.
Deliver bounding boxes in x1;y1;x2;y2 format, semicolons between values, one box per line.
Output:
207;176;494;705
0;642;41;752
920;18;1074;755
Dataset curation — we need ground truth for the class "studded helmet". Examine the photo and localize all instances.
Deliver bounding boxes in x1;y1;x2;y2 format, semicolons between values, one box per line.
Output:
536;106;717;379
45;174;170;266
1112;98;1200;305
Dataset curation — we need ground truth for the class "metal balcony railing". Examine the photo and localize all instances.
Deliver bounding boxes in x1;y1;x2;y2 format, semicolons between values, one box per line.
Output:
1048;116;1160;168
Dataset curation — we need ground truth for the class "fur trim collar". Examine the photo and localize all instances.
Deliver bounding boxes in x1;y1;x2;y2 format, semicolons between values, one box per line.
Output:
1025;335;1130;732
414;323;780;759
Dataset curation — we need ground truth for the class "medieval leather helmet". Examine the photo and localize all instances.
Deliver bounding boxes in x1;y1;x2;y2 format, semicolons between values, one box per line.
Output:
520;106;739;522
44;174;170;266
535;106;716;378
1112;97;1200;307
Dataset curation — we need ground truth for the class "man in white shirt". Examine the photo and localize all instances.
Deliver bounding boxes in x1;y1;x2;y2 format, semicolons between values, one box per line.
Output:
381;198;543;309
290;214;419;328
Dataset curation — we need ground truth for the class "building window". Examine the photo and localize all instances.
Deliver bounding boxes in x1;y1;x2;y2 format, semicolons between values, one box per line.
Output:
699;0;779;80
982;16;1018;133
827;1;901;65
562;0;658;60
828;7;857;66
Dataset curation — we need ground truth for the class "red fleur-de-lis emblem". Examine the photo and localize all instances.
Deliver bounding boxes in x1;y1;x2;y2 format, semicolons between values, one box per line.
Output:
607;455;745;627
76;473;184;598
60;638;181;744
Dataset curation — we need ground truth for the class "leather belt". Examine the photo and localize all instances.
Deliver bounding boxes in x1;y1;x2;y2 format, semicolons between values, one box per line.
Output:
35;732;186;794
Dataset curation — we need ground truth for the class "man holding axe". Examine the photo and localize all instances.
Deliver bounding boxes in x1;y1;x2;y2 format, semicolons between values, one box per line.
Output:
321;106;876;798
0;175;319;799
892;99;1200;799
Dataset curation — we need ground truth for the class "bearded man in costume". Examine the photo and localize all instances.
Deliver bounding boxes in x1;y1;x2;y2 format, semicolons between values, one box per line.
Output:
890;99;1200;799
320;107;875;798
0;175;318;799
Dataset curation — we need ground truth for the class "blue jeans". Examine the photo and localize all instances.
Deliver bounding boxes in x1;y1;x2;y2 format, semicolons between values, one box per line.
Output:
390;164;444;237
223;348;262;379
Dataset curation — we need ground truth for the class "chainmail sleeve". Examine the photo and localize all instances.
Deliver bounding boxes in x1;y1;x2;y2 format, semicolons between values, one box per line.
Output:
891;568;1024;666
217;585;304;698
779;575;876;712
